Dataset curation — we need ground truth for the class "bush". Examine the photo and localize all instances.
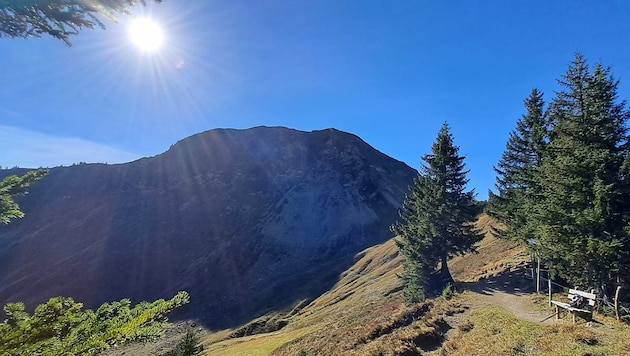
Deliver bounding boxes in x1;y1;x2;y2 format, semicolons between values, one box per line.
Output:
402;283;426;304
162;330;204;356
441;284;455;300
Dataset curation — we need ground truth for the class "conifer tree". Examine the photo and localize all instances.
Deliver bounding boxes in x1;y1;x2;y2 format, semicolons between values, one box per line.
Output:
0;291;190;355
393;173;438;302
0;170;47;224
488;88;547;243
163;331;204;356
533;54;630;292
393;123;482;302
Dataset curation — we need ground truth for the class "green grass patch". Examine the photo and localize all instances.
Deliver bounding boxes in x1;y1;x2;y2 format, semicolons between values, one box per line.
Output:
203;326;318;356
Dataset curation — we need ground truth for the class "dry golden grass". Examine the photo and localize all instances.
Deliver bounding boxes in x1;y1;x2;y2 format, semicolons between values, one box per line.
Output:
449;215;528;283
441;216;630;355
273;298;465;356
204;327;319;356
441;306;630;356
200;237;467;355
201;238;412;355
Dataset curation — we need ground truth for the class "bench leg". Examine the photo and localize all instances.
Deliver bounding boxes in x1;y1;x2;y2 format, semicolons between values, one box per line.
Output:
555;305;560;320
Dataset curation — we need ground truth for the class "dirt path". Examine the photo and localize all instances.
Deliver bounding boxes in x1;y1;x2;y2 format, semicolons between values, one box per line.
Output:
427;269;557;355
460;268;555;324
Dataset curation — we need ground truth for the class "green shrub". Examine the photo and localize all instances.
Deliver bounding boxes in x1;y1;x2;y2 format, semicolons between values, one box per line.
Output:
402;283;426;304
162;330;204;356
441;284;455;300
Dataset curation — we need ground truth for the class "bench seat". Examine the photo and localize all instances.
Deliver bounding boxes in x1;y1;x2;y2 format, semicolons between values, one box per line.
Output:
550;300;593;324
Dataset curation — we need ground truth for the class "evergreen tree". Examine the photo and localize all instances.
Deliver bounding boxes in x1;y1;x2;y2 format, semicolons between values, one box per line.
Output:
487;88;548;243
0;0;161;45
0;170;47;224
394;173;439;303
393;123;482;302
0;291;190;355
533;54;630;292
163;331;204;356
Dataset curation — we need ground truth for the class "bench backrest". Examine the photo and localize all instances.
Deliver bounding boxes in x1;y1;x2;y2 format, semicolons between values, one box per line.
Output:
568;289;597;307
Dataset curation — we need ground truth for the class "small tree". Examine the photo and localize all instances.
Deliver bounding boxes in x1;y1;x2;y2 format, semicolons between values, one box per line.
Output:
163;330;204;356
0;0;162;45
393;123;482;302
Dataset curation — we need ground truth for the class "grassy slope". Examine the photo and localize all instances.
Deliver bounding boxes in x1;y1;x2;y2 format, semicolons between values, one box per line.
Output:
203;239;420;355
448;214;527;282
200;215;630;355
442;306;630;355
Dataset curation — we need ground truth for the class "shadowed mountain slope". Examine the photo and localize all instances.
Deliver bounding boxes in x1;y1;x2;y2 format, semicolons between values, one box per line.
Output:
0;126;416;328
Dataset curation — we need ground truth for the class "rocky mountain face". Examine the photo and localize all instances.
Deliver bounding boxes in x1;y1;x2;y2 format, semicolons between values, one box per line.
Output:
0;127;417;328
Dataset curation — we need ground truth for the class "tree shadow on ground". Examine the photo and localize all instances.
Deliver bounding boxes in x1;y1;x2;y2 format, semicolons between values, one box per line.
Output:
456;267;536;297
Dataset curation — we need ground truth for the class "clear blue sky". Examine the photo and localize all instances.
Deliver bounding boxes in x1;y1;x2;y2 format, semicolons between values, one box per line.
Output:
2;1;630;199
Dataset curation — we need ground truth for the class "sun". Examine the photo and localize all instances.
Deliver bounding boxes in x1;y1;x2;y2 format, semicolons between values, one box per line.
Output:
128;17;164;52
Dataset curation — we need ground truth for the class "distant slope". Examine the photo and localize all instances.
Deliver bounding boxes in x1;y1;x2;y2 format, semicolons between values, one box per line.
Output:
0;126;417;328
448;214;527;282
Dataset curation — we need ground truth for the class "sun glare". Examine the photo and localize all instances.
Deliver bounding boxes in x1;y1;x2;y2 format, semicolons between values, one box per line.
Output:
128;17;164;52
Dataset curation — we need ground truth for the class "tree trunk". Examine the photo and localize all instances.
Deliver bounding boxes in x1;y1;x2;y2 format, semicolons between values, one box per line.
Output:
440;254;454;285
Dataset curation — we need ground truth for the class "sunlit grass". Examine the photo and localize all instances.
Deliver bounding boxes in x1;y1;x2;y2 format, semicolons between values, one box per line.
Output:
441;306;630;356
449;215;528;283
200;239;407;355
203;327;318;356
199;216;515;355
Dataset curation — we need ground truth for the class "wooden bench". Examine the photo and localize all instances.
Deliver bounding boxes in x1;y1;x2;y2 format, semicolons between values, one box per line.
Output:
550;289;596;324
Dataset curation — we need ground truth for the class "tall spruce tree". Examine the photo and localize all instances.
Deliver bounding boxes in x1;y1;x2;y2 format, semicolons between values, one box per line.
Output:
488;88;548;243
393;123;482;302
533;54;630;292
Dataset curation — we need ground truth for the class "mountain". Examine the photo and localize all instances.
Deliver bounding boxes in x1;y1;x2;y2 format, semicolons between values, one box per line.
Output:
0;126;417;328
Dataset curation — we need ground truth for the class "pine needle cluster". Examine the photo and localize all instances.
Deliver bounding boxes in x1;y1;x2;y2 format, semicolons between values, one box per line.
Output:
0;170;47;224
0;291;189;355
0;0;162;45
